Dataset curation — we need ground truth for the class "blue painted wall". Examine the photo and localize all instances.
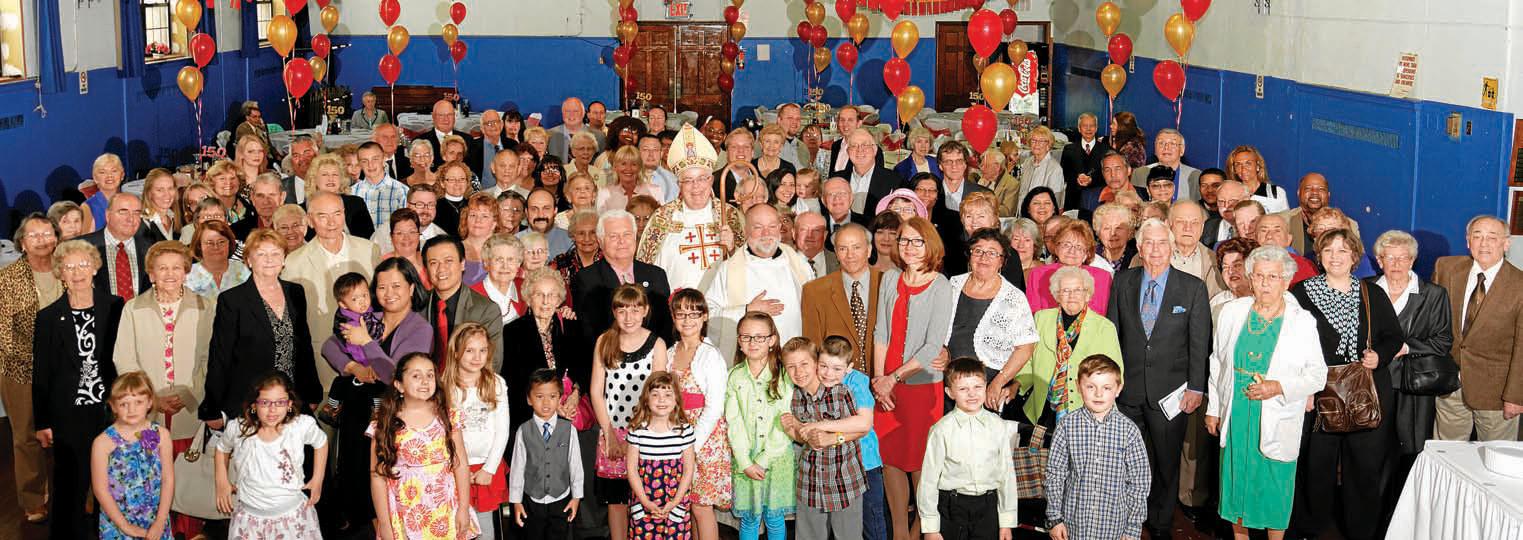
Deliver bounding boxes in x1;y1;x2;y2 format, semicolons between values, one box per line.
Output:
0;50;290;236
1053;45;1514;276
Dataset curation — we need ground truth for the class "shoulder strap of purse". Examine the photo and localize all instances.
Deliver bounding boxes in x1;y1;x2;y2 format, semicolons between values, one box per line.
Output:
1360;284;1373;350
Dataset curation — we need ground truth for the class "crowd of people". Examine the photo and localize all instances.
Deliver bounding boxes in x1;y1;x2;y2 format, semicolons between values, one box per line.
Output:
0;94;1516;540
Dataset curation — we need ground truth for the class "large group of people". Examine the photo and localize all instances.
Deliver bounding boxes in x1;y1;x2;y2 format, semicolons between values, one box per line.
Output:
0;95;1514;540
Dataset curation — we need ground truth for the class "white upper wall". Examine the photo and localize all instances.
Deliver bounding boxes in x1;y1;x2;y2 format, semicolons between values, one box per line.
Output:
52;1;247;72
1051;0;1518;112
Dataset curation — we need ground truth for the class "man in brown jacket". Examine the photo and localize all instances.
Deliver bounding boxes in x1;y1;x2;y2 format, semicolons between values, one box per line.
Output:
1432;215;1523;441
801;223;880;375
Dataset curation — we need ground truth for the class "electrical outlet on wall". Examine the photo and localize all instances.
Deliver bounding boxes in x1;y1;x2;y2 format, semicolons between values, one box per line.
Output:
79;72;88;95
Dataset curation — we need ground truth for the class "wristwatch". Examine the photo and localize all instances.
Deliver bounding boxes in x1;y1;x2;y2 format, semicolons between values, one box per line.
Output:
1045;518;1064;529
835;432;845;446
892;372;902;383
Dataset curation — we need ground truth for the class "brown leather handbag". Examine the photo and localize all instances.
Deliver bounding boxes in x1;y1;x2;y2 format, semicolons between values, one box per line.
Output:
1314;286;1383;433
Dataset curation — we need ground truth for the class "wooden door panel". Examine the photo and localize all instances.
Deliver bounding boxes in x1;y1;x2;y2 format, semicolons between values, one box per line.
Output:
937;23;975;111
676;25;728;125
632;26;674;109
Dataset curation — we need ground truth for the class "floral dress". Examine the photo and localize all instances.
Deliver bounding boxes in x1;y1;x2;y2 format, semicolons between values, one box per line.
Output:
99;424;173;540
369;410;480;540
675;355;732;508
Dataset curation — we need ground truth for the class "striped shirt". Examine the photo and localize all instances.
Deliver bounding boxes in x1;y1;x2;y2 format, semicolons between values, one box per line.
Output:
1044;406;1150;540
350;177;410;228
626;424;696;461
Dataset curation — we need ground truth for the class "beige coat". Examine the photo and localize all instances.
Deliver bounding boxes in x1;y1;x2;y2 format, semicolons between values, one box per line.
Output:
280;235;381;388
113;289;214;440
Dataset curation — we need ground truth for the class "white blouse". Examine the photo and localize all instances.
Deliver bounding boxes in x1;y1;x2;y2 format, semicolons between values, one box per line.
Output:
217;415;328;515
679;340;729;450
944;273;1040;371
454;372;512;472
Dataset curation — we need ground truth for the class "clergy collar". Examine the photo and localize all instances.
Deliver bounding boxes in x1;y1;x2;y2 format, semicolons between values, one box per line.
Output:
747;245;782;259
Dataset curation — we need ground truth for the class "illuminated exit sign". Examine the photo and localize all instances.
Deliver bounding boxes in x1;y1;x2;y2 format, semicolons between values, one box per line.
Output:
666;2;691;19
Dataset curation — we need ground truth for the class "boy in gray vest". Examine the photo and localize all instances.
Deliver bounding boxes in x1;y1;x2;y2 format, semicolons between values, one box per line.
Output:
510;369;584;539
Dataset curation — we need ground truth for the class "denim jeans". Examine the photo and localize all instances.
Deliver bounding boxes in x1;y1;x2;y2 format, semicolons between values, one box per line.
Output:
863;467;887;540
738;508;788;540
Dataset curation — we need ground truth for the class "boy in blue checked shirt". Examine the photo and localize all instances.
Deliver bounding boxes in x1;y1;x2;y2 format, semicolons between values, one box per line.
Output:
920;357;1019;540
780;337;871;540
1044;354;1149;540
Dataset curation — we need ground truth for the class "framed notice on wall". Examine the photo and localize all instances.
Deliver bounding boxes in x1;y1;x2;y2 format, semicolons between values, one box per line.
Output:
1510;119;1523;186
1510;188;1523;236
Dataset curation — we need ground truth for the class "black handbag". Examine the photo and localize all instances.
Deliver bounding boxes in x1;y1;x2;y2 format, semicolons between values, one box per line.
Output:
1389;352;1460;396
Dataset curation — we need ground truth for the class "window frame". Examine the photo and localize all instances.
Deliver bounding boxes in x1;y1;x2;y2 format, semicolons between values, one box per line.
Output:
254;0;287;46
142;0;189;63
0;0;35;83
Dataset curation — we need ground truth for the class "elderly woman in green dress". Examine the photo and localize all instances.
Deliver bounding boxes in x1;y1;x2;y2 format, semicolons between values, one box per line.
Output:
1204;246;1327;540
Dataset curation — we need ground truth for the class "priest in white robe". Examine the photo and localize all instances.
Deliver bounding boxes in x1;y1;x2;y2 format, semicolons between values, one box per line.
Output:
636;124;745;291
704;203;816;357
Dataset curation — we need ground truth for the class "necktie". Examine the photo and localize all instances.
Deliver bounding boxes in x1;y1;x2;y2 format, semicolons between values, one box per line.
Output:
1084;141;1093;153
114;243;134;300
434;299;449;364
850;280;868;372
1465;272;1487;334
542;422;552;442
1142;281;1159;337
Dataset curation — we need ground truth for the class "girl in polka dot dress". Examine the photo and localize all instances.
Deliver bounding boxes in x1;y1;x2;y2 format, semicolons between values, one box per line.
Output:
624;372;696;540
591;284;669;540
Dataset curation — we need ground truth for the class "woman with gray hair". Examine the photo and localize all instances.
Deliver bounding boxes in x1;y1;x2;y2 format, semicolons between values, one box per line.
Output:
470;233;526;324
1205;245;1328;540
403;139;437;187
893;126;941;179
1017;265;1123;424
1005;217;1042;283
501;266;589;443
350;91;391;131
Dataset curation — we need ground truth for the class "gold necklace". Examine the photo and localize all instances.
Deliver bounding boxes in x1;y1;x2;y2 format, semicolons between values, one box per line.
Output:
1245;308;1280;335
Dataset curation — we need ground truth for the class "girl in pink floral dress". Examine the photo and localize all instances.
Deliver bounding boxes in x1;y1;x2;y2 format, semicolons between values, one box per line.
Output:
667;289;732;540
369;353;479;540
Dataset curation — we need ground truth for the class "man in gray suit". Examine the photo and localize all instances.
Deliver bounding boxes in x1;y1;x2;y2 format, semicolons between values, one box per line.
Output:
1107;218;1212;540
545;97;606;163
1130;128;1201;202
423;235;505;371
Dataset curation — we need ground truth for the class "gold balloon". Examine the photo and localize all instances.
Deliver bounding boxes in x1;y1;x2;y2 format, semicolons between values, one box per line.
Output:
310;56;328;82
972;56;989;75
617;21;639;44
618;0;633;8
897;86;925;125
891;20;918;58
729;22;747;41
805;3;826;26
268;15;297;57
442;23;459;47
320;5;339;34
731;0;744;6
980;62;1016;110
1096;1;1121;37
386;25;410;56
847;14;869;45
176;66;203;101
175;0;202;32
812;47;830;73
721;58;735;74
1164;13;1195;57
1006;39;1028;64
1100;63;1126;98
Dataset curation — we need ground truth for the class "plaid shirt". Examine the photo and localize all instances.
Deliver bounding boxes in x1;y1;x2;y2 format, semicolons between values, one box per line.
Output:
1044;406;1150;539
350;177;410;228
790;383;866;512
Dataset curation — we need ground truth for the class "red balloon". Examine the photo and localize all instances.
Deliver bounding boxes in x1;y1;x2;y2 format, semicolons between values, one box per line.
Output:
1107;33;1132;65
999;9;1018;35
809;25;828;48
315;0;329;7
621;6;638;22
834;0;855;22
1181;0;1211;22
190;32;215;67
378;53;401;85
722;41;740;60
723;6;739;25
613;45;633;67
967;9;1002;58
882;0;904;20
961;104;997;154
283;0;305;15
379;0;400;26
450;2;467;25
284;58;313;98
796;22;812;42
717;73;735;92
625;77;638;92
1153;60;1186;101
835;42;858;72
450;40;468;63
311;33;331;59
883;56;911;96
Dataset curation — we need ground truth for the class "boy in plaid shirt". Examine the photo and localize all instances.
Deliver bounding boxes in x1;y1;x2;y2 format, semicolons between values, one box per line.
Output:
1044;354;1149;540
780;337;868;539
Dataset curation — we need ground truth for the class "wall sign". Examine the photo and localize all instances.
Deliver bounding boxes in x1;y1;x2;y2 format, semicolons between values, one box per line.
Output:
1482;77;1499;111
1391;52;1418;99
665;2;691;20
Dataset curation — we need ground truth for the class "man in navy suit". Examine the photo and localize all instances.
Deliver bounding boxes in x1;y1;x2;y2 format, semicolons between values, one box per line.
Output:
571;210;673;342
80;193;162;299
1107;218;1212;540
1060;112;1112;209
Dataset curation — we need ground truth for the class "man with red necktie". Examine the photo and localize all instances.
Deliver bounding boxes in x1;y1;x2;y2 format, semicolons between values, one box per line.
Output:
80;193;161;299
423;235;503;371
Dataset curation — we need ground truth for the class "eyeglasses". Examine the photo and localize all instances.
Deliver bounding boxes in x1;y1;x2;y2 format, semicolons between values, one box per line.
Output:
970;248;1003;260
738;333;774;343
59;262;94;273
673;311;705;320
1249;272;1285;283
255;399;290;409
1055;288;1089;297
897;237;926;248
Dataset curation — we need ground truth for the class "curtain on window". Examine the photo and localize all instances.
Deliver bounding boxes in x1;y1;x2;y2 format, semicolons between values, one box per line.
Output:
119;0;146;77
239;0;258;57
34;0;65;93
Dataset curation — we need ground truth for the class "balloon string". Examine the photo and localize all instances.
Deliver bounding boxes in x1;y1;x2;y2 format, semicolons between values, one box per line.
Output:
285;56;297;131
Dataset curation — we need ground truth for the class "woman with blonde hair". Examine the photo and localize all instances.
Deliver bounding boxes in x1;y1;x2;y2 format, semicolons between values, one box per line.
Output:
893;126;941;179
754;124;796;178
523;126;550;158
203;159;250;222
82;153;126;231
140;169;182;240
460;192;501;287
233;134;272;190
598;146;662;213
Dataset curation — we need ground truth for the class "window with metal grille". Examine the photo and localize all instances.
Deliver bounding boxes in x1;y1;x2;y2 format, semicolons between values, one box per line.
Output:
143;0;187;60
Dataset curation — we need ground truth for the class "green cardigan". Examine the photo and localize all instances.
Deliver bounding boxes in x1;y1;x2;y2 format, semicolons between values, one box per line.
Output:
1016;307;1124;424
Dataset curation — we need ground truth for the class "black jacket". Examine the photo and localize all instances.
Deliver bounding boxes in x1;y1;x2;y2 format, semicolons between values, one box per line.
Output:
501;314;590;441
80;226;163;297
200;278;321;421
1290;278;1407;420
570;259;673;343
828;166;904;223
1372;277;1453;454
1108;267;1213;407
1060;136;1113;209
32;289;124;432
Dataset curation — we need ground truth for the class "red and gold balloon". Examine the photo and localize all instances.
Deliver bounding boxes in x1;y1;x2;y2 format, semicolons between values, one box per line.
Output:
720;0;745;94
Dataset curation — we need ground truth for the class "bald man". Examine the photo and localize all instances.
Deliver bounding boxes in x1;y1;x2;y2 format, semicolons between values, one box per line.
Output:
415;99;482;174
704;204;816;356
81;193;162;298
476;109;517;189
828;128;904;216
282;192;382;388
546;97;606;162
371;122;412;179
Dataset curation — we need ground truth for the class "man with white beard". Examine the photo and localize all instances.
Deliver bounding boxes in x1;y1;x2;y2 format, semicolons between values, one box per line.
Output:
704;203;815;357
636;124;746;291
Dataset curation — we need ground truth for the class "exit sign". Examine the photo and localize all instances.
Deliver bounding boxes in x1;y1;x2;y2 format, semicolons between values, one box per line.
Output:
666;1;691;19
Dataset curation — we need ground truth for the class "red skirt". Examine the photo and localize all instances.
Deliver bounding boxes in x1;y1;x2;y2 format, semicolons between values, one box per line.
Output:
468;461;510;512
874;275;943;472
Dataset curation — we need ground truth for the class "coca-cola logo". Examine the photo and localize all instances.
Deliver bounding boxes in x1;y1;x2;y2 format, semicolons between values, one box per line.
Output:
1014;51;1037;97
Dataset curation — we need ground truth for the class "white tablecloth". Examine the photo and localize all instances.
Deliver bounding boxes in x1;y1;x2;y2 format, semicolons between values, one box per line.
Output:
1387;440;1523;540
269;129;372;152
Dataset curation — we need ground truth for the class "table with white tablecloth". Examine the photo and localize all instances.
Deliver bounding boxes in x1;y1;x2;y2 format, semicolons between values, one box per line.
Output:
268;129;372;153
1386;440;1523;540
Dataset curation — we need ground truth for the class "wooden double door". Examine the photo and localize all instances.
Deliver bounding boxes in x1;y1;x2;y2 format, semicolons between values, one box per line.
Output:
626;22;731;125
